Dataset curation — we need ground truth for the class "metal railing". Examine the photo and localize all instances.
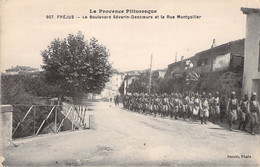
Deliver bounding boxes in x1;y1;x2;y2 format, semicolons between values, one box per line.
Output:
12;104;89;139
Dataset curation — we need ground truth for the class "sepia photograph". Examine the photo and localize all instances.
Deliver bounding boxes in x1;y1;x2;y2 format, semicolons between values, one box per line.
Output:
0;0;260;166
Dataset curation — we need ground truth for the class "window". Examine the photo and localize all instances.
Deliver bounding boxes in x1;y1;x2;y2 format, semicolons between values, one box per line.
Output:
204;58;209;65
197;58;209;66
197;60;202;67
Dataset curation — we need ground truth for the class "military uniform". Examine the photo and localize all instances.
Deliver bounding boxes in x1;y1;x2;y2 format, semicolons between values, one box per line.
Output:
173;94;180;119
200;98;209;124
249;93;260;135
227;92;239;131
192;96;201;121
211;92;220;123
162;94;169;116
182;95;190;120
238;95;249;131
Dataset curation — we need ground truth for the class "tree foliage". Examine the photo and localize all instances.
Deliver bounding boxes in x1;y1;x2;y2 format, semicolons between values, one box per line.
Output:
41;32;112;103
122;69;242;97
1;74;59;105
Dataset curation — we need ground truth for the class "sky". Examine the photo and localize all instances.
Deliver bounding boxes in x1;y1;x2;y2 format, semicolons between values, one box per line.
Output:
0;0;259;72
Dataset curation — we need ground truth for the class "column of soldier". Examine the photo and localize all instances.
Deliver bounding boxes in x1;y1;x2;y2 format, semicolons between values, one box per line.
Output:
122;91;260;135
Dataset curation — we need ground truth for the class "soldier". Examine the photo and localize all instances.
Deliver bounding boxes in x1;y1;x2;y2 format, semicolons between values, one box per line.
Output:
130;93;136;111
207;93;214;122
150;94;156;116
178;93;183;119
212;92;220;124
226;91;239;131
140;93;145;114
248;92;260;135
200;93;209;124
188;93;195;120
238;94;249;131
182;92;190;120
137;93;143;113
169;93;175;118
192;93;201;121
154;94;161;116
144;93;150;114
162;93;169;117
172;93;180;119
220;95;227;123
123;94;127;108
156;95;161;116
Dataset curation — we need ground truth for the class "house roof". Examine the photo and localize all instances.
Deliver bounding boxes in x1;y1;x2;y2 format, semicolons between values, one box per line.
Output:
241;7;260;15
6;66;38;72
195;38;245;58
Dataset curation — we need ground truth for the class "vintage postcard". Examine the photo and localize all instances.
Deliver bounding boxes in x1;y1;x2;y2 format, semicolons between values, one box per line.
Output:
1;0;260;166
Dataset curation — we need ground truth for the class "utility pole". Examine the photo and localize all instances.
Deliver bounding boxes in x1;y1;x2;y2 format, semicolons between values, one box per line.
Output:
149;54;153;95
148;54;153;109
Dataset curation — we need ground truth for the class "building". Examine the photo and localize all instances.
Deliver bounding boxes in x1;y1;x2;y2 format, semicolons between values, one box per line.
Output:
4;65;39;75
157;69;167;78
165;39;245;77
241;7;260;101
123;75;139;95
101;69;125;99
124;70;142;76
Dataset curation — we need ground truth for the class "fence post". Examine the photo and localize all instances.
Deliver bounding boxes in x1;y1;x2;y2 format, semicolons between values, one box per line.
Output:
33;106;36;136
0;105;13;148
55;106;57;133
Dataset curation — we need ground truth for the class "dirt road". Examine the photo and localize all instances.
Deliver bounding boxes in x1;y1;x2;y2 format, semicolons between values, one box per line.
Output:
2;101;260;166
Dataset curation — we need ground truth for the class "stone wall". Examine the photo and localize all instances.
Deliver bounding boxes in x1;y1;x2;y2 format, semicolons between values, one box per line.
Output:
0;105;13;149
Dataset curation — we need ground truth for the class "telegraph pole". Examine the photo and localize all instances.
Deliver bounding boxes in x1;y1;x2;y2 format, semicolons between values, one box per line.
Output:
149;54;153;95
148;54;153;109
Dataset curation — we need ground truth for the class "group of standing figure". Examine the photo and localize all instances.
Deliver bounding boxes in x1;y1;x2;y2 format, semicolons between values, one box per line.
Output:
121;91;260;135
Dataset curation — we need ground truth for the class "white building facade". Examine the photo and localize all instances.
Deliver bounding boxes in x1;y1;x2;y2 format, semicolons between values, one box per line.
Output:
101;71;125;100
241;8;260;102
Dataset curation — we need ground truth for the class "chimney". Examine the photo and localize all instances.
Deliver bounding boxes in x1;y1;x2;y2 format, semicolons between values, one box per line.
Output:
175;52;177;62
181;56;184;61
211;39;216;48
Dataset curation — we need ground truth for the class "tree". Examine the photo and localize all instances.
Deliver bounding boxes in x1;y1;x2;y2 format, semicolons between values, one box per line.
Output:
118;81;124;95
1;74;60;105
123;71;161;94
41;32;112;103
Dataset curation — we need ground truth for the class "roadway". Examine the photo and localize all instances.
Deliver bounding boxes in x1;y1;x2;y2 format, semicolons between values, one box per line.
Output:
2;101;260;166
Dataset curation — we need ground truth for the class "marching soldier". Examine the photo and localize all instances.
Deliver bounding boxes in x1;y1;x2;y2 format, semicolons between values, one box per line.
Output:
173;93;181;120
158;95;163;116
192;93;201;121
208;93;214;121
248;92;260;135
169;93;175;118
182;92;190;120
220;95;227;123
188;93;195;120
154;94;161;116
212;92;220;124
200;93;209;124
238;94;249;131
150;94;156;116
162;93;169;117
226;91;239;131
144;93;150;114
